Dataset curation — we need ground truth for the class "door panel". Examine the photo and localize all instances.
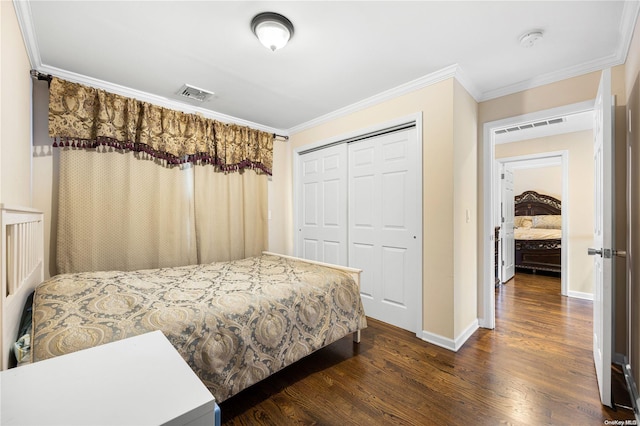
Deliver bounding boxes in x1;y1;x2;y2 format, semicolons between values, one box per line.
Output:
298;144;348;266
590;68;613;408
348;128;420;332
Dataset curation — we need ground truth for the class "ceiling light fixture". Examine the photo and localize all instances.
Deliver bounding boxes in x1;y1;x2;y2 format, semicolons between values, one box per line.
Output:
251;12;294;52
519;30;544;48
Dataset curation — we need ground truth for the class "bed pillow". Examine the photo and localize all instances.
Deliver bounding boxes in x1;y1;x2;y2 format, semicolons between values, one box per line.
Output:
514;216;533;229
13;292;33;366
532;215;562;229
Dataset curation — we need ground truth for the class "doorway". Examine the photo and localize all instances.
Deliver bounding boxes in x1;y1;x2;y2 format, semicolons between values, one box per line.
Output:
481;100;595;329
495;152;569;296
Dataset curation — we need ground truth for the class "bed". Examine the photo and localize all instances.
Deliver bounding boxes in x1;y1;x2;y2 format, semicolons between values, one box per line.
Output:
1;206;367;403
514;191;562;274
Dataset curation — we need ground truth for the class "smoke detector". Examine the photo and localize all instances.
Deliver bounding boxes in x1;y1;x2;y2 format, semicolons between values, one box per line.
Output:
177;84;215;102
519;30;544;48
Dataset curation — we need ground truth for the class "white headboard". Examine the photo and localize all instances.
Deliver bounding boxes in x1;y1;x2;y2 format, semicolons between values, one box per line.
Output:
1;205;44;370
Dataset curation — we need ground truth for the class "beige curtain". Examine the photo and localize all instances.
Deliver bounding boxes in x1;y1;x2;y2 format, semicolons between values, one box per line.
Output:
57;149;198;273
51;77;272;274
194;167;268;263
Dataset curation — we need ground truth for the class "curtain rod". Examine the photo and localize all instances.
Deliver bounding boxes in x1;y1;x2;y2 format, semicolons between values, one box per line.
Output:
30;70;289;141
30;69;52;85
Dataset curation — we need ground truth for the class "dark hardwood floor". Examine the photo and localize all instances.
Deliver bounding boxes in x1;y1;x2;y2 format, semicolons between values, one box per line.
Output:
220;272;635;425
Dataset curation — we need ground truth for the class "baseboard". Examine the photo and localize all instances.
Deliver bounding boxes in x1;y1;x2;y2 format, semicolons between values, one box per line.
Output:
568;290;593;300
421;319;479;352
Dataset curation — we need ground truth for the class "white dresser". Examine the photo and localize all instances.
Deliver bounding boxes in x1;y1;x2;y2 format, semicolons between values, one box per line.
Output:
0;331;221;426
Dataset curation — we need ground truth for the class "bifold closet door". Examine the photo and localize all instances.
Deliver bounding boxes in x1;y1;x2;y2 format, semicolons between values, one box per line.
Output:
349;128;420;332
297;144;348;266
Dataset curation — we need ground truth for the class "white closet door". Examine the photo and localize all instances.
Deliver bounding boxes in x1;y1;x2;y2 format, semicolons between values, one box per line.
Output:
348;128;420;332
297;144;348;266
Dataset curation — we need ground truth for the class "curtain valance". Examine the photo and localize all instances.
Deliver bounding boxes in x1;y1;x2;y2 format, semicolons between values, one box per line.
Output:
48;77;273;174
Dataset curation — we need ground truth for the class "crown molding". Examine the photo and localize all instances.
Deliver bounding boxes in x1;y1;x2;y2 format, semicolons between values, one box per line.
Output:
618;0;640;61
13;0;41;69
288;64;479;135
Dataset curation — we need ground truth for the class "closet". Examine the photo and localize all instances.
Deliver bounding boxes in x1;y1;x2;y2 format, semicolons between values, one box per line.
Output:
295;125;421;333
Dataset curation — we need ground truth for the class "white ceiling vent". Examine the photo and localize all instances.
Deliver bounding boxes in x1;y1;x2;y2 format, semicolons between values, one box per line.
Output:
495;117;566;135
177;84;215;102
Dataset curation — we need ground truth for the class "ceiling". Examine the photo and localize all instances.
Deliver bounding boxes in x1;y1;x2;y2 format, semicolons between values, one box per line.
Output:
16;1;640;134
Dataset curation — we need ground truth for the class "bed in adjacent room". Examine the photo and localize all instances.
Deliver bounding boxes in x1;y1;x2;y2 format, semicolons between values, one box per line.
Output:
1;206;367;403
513;190;562;274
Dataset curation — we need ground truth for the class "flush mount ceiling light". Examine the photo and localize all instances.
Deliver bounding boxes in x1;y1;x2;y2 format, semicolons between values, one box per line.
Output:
251;12;294;52
519;30;544;48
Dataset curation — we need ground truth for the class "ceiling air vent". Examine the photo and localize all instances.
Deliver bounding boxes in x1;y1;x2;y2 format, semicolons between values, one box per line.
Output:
496;117;566;134
177;84;214;102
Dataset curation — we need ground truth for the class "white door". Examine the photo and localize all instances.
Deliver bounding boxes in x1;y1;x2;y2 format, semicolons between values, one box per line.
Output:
297;144;348;266
348;128;420;332
589;68;614;407
501;163;515;282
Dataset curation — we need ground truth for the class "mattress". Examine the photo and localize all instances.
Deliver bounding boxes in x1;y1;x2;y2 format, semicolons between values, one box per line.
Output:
514;228;562;240
32;254;367;402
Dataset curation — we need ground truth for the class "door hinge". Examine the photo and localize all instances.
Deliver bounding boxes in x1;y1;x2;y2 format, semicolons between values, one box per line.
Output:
502;260;505;266
501;173;505;179
501;216;505;223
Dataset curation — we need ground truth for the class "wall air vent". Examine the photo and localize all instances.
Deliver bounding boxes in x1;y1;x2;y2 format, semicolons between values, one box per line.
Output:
495;117;566;134
177;84;214;102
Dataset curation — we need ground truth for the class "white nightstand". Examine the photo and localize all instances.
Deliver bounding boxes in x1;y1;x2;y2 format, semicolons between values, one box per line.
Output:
0;331;221;426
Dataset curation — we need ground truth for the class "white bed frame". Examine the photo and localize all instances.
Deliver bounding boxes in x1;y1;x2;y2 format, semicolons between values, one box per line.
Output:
1;205;44;370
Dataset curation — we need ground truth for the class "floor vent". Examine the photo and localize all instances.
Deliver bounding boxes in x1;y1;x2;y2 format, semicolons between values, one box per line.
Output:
177;84;214;102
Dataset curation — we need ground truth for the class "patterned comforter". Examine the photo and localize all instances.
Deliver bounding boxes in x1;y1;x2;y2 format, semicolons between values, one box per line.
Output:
32;254;367;402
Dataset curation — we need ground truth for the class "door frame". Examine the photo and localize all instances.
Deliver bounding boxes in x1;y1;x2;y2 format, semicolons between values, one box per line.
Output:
293;112;424;335
495;151;569;296
480;100;594;329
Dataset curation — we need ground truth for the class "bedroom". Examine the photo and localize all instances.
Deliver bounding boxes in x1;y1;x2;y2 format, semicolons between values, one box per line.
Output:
2;1;640;424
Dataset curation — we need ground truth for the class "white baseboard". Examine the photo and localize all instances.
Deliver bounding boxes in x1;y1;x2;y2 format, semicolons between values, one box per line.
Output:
568;290;593;300
420;319;479;352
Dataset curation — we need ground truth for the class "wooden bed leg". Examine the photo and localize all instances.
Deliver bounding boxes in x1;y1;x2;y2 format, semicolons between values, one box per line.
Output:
353;330;361;343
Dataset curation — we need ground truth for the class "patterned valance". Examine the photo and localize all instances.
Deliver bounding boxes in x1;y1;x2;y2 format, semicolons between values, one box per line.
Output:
48;78;273;174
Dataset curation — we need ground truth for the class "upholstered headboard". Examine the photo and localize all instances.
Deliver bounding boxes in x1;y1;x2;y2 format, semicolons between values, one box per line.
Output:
514;191;561;216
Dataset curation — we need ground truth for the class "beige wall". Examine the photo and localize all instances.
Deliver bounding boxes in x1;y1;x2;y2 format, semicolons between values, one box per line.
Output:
279;78;478;341
1;1;32;207
495;131;594;295
512;166;562;200
453;80;478;338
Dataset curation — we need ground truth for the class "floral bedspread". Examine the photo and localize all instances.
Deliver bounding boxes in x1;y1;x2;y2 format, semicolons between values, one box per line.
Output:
32;254;367;402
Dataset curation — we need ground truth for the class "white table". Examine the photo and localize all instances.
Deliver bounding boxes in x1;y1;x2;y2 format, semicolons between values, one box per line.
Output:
0;331;221;426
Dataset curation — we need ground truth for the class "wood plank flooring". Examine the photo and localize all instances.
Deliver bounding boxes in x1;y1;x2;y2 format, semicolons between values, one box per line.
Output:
220;272;635;425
